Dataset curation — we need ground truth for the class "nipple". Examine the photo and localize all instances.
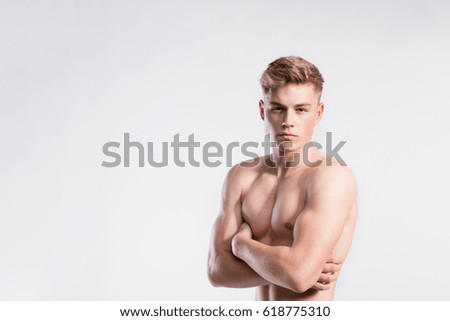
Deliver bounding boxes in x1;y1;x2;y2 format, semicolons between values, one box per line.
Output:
285;222;294;230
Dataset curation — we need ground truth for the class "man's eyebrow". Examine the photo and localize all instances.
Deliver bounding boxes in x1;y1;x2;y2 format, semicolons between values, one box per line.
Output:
269;101;312;107
269;101;285;107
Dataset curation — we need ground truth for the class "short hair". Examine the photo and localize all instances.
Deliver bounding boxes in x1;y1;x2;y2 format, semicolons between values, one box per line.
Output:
260;56;324;96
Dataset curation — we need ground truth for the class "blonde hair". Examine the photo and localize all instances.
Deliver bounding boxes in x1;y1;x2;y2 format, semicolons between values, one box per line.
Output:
260;56;324;95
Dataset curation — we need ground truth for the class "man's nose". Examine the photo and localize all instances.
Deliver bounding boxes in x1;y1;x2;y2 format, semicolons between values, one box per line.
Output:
282;110;295;127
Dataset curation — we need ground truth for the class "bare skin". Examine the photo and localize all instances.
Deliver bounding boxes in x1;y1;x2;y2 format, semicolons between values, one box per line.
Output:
207;83;358;300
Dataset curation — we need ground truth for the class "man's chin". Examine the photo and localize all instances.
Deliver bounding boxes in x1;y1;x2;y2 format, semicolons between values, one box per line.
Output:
278;142;300;151
278;148;301;158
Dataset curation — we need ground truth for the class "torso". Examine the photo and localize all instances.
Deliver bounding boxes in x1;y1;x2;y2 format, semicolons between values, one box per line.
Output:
239;155;357;300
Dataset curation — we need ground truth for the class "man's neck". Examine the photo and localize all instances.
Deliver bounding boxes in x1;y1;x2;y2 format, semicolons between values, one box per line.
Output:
266;147;321;177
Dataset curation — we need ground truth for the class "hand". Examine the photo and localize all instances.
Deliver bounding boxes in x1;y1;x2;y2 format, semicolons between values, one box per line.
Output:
311;256;342;291
237;222;252;239
231;222;253;257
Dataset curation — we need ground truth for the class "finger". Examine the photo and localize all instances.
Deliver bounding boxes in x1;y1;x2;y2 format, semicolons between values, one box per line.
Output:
327;255;342;265
239;223;248;231
317;272;337;284
239;223;251;233
311;282;331;291
322;263;341;274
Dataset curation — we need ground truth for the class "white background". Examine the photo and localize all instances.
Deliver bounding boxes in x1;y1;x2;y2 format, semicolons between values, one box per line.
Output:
1;0;449;300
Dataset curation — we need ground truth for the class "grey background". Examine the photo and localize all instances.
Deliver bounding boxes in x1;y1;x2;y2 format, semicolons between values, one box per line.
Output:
1;0;450;300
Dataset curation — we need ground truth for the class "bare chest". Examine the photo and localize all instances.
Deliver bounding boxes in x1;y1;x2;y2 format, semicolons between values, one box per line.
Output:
241;175;307;246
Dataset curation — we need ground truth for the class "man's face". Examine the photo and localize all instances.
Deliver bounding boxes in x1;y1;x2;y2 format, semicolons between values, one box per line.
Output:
259;82;324;154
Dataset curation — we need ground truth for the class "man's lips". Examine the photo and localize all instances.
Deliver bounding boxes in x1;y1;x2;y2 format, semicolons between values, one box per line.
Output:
277;133;298;137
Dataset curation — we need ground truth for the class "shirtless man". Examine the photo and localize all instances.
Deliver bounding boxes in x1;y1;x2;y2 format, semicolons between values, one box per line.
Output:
207;56;358;300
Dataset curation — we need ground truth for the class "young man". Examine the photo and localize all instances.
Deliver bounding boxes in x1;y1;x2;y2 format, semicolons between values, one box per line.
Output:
207;56;358;300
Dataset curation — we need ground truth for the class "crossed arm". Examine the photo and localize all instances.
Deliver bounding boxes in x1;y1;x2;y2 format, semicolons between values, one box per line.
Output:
207;166;270;288
207;165;356;293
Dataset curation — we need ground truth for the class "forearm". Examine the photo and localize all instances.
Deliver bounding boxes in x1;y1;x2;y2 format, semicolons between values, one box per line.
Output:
208;249;270;288
232;235;313;293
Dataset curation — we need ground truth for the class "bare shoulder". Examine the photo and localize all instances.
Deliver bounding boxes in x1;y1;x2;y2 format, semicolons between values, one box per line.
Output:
307;157;358;202
234;156;267;180
222;156;265;196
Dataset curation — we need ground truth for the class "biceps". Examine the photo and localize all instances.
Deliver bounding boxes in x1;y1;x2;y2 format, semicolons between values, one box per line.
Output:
211;203;243;252
291;208;349;265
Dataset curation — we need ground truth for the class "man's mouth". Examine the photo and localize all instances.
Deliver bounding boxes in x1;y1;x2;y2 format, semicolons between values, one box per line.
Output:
277;133;297;138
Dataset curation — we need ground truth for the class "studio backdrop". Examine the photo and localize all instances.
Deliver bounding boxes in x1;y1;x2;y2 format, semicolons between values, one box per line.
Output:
1;0;449;300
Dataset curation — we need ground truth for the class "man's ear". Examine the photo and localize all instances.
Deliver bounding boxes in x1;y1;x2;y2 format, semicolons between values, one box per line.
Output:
259;99;265;121
315;102;324;124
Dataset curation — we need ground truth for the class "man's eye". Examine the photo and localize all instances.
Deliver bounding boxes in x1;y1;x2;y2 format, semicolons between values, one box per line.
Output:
296;108;306;112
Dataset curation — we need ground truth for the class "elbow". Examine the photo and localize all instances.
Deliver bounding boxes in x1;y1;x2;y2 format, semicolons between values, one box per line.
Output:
286;265;318;294
207;265;221;287
289;277;312;294
207;254;225;287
